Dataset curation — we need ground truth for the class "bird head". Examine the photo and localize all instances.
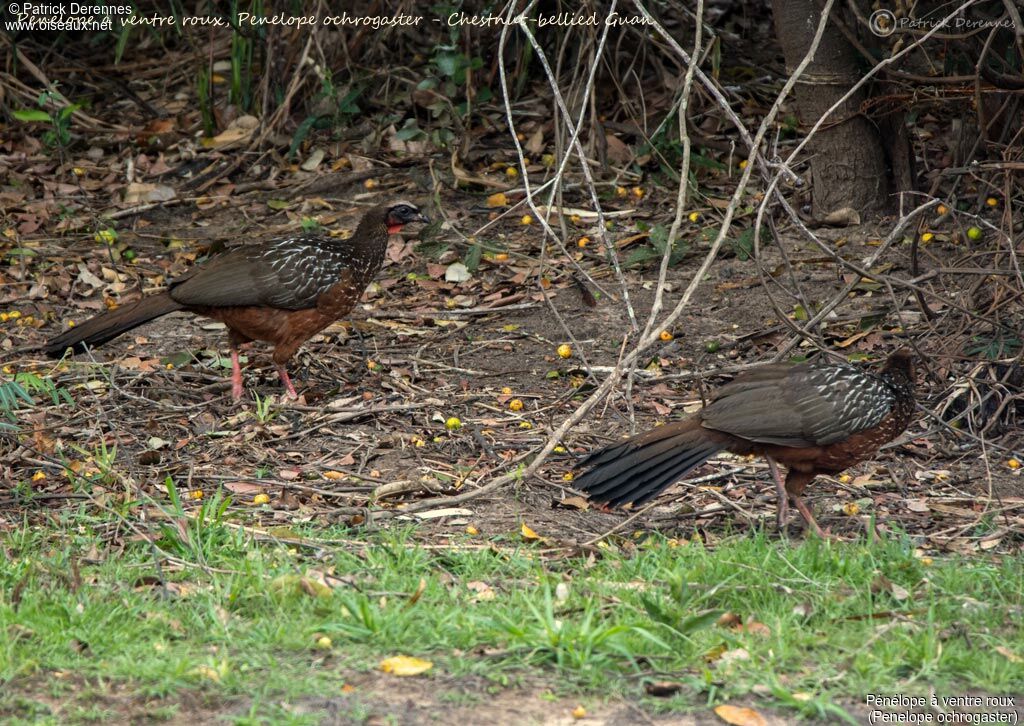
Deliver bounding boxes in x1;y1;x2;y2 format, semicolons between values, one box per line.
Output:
384;201;430;234
883;348;916;382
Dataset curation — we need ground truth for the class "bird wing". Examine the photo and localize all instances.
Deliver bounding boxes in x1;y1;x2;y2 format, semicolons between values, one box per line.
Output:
169;238;360;310
700;361;896;447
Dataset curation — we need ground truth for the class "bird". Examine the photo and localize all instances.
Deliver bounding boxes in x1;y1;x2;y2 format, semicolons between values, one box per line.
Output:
43;201;429;400
573;349;916;537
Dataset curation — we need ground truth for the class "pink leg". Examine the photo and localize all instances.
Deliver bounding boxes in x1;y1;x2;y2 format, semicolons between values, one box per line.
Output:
766;457;789;531
792;496;830;540
275;363;299;399
230;346;245;401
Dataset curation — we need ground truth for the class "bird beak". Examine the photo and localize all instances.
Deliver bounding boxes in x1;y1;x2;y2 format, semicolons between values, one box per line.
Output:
416;212;430;224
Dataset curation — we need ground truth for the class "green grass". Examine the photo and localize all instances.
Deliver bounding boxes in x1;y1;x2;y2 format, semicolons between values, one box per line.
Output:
1;503;1022;724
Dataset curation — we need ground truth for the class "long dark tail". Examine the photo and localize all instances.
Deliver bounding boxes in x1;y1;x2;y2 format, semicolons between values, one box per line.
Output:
574;419;724;507
44;292;184;358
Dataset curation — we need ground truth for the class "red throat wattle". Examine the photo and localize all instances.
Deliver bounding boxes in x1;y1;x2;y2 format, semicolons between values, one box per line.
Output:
387;224;404;234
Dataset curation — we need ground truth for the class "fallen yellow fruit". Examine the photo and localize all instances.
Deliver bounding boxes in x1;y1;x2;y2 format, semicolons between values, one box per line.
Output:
380;655;432;676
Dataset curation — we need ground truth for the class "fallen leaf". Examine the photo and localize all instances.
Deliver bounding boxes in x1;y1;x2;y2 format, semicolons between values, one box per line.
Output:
872;574;910;600
201;115;258;149
604;133;632;164
521;522;545;541
644;681;684;697
380;655;432;676
552;496;590;511
852;473;883;487
703;644;728;663
122;182;176;204
820;207;860;227
995;646;1022;663
407;507;473;520
301;148;325;171
714;704;767;726
224;481;265;495
75;264;105;290
741;620;771;637
445;262;472;283
792;602;813;618
269;574;332;599
716;612;741;628
406;577;427;607
118;356;161;372
714;648;751;668
466;580;496;601
906;499;929;513
190;663;227;683
526;127;545;155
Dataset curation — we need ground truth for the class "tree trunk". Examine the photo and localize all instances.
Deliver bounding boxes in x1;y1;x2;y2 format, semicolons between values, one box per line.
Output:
772;0;893;216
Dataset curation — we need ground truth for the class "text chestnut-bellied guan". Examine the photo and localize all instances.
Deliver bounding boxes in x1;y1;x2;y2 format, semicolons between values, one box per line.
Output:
574;350;916;537
44;201;429;400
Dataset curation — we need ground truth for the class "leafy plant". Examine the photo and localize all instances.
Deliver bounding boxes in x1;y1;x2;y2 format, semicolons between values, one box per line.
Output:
196;68;215;137
12;90;80;149
625;223;689;268
0;372;73;430
156;477;234;560
638;577;723;640
289;68;364;159
730;225;764;261
253;393;277;424
67;438;118;490
966;334;1022;359
410;12;491;148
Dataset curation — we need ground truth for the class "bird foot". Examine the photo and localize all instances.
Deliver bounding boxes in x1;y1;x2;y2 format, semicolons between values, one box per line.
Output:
791;496;841;542
810;525;838;541
775;498;790;535
275;364;299;400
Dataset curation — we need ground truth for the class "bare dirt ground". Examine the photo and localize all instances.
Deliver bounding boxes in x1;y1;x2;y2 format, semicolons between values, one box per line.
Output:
12;671;1023;724
4;172;1022;549
8;671;897;725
